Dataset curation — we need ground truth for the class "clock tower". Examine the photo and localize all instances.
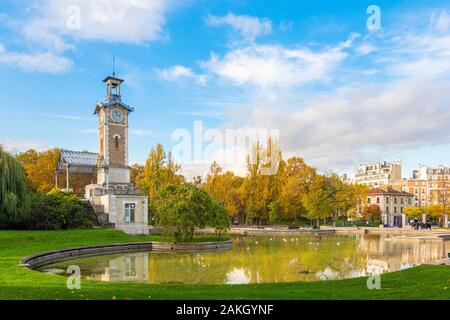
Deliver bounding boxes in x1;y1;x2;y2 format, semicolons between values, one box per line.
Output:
94;75;134;187
86;73;149;235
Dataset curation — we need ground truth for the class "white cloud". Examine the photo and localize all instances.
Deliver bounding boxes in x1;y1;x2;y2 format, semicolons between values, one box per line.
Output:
82;128;97;134
245;79;450;172
0;43;72;73
380;32;450;79
0;138;48;152
159;65;207;85
130;129;153;137
197;14;450;174
201;41;350;88
24;0;171;50
0;0;173;73
160;65;194;80
206;12;272;41
355;43;376;55
434;10;450;31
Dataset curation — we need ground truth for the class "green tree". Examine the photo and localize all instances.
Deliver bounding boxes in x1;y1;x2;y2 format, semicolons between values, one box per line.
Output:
154;184;229;242
0;146;29;227
268;200;281;224
301;174;356;227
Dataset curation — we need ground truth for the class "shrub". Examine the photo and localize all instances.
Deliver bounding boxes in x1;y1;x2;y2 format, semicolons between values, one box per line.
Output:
28;189;93;230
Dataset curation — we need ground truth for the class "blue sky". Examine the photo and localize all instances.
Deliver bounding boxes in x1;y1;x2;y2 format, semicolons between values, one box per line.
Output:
1;0;450;179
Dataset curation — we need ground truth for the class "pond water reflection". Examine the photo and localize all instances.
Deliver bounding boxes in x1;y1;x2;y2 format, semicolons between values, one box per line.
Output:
39;235;450;285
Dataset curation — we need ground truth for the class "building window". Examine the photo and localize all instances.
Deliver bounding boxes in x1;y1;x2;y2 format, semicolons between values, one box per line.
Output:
125;203;135;223
400;207;403;213
400;198;404;204
367;198;371;204
394;198;397;204
394;207;397;213
386;197;389;204
386;207;389;213
376;197;380;204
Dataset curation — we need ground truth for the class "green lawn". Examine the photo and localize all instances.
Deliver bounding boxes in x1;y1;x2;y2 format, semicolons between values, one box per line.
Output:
0;229;449;300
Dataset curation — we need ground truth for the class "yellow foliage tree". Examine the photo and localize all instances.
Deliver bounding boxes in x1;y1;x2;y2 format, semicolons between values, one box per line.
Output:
203;161;244;222
17;148;59;193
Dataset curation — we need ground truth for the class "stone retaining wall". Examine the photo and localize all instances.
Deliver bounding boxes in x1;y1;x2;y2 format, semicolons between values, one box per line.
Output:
21;240;233;270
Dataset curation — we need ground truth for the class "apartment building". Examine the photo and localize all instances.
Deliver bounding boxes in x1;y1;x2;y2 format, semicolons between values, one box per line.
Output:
355;161;402;187
412;165;450;206
391;179;428;207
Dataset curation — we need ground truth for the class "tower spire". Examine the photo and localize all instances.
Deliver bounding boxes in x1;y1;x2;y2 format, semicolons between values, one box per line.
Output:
112;54;116;77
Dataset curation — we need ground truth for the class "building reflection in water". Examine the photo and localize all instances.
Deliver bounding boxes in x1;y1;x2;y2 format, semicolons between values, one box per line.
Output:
42;235;450;285
83;253;149;282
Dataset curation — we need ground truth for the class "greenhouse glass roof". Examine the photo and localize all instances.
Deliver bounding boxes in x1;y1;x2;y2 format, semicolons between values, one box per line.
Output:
58;150;100;173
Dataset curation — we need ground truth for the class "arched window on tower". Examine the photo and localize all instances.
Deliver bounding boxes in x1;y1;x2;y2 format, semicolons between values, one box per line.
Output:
113;134;121;150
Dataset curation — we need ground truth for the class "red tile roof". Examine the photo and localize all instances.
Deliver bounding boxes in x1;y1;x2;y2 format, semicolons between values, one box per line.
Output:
367;186;414;196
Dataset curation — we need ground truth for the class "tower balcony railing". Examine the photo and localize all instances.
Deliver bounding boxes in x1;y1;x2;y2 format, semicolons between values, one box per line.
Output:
105;94;121;103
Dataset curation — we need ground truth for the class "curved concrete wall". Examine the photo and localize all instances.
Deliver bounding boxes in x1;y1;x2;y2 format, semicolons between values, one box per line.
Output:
21;240;233;270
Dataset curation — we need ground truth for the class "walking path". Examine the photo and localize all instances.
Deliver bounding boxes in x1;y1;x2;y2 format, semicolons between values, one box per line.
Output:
194;226;450;237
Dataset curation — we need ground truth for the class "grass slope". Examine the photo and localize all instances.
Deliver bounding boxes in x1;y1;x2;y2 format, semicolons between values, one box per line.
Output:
0;229;449;300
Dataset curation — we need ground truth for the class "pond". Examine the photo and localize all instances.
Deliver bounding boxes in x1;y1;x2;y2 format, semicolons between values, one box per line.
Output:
38;234;450;285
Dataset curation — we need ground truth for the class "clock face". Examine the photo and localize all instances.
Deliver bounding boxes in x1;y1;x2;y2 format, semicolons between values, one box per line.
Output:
111;109;123;122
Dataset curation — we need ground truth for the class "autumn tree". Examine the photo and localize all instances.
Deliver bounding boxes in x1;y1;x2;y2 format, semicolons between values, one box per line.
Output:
240;139;284;225
130;163;144;185
425;205;444;223
334;183;368;220
17;148;59;193
433;177;450;228
404;206;426;220
280;157;316;222
17;148;95;195
135;143;185;222
362;204;382;224
203;161;244;223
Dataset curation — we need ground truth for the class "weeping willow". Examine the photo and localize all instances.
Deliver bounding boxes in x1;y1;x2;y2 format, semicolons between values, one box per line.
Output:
0;146;28;224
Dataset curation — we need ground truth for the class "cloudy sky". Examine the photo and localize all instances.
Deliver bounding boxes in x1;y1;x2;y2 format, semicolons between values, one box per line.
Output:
1;0;450;179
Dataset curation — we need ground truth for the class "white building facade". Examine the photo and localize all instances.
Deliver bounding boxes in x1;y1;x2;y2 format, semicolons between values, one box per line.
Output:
365;187;414;228
355;161;402;187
